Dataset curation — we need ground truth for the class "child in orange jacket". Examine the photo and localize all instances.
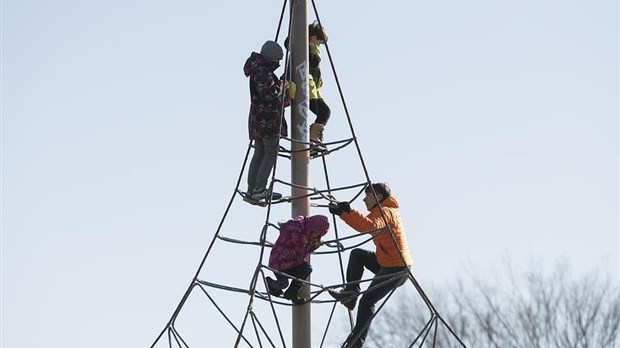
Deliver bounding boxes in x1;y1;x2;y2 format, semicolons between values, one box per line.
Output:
328;183;412;348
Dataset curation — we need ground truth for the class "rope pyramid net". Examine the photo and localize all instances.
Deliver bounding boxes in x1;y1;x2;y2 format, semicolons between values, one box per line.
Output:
150;1;468;347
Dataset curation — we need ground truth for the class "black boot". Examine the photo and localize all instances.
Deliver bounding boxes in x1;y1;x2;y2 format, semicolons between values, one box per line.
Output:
328;288;359;310
283;276;308;304
283;264;312;304
266;276;283;297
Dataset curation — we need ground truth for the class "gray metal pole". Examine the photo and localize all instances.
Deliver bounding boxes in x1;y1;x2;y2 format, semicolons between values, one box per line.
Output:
289;0;310;347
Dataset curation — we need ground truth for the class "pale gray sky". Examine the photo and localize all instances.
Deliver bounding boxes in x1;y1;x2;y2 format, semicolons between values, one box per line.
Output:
2;1;618;347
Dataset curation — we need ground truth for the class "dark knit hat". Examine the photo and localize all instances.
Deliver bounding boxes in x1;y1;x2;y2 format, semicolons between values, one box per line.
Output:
260;40;284;60
306;215;330;236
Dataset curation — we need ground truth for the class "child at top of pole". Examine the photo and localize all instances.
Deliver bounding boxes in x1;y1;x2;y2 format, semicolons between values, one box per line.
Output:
286;21;331;152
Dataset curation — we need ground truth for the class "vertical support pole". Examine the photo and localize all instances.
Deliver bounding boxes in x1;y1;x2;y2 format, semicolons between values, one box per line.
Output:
289;1;310;348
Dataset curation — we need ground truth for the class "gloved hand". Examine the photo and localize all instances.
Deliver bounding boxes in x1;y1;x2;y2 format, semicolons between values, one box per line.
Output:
338;201;352;213
328;201;351;216
288;81;297;99
310;238;323;248
328;203;341;215
278;80;291;102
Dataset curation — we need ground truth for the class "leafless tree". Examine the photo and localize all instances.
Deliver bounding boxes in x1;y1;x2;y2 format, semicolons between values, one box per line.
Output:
364;263;620;348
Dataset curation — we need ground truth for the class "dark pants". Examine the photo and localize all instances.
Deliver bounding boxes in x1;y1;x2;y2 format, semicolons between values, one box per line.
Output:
344;249;409;347
309;98;330;125
247;136;279;192
274;262;313;295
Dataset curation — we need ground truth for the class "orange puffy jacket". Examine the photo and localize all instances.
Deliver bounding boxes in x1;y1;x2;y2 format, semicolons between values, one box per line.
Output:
340;195;413;268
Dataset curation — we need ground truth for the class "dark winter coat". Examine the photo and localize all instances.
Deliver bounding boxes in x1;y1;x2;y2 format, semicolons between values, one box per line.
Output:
269;215;330;271
243;52;289;140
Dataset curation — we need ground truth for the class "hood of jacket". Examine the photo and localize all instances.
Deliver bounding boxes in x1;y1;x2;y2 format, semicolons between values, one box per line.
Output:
243;52;280;77
373;195;399;211
305;215;329;237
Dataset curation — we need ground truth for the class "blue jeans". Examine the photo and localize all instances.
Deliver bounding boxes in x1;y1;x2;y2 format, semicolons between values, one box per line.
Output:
247;137;279;192
344;249;409;347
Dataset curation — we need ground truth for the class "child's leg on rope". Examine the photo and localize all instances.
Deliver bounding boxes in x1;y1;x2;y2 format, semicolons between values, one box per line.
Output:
350;267;408;347
272;273;289;290
309;98;330;126
254;136;279;190
247;139;265;192
345;248;380;293
283;263;313;304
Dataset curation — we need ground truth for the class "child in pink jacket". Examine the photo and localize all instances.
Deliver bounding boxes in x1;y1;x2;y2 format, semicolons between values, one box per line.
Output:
266;215;330;304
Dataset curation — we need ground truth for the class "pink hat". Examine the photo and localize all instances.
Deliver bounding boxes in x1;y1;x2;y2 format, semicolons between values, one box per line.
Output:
306;215;330;236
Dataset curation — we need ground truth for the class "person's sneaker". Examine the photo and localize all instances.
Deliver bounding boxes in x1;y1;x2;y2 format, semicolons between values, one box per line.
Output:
250;187;268;199
328;289;358;310
266;277;284;297
251;187;283;201
270;191;283;200
243;192;260;204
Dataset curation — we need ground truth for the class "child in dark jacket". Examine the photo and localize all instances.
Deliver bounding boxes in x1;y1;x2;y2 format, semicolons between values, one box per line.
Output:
243;40;291;202
266;215;330;304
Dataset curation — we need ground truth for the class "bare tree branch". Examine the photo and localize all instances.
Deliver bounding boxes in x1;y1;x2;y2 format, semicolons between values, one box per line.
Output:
360;262;619;348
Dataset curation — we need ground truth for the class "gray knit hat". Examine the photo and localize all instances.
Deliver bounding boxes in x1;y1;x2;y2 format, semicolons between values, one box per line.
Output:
260;40;284;60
